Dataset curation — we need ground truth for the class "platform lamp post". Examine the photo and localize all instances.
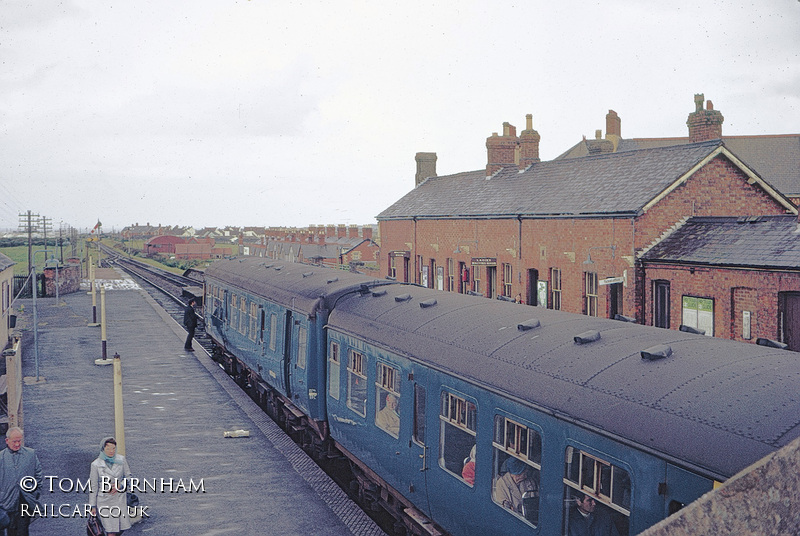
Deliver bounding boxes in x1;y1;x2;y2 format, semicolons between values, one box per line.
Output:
88;255;99;327
113;353;126;455
100;287;108;359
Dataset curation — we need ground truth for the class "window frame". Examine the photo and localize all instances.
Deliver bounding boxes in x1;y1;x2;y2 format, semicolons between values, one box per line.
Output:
346;349;367;417
551;268;562;310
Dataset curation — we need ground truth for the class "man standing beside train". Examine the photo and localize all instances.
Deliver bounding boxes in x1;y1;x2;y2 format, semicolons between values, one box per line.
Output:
184;297;198;351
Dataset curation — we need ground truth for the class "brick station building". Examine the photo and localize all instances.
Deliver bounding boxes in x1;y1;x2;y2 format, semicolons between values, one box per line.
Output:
640;214;800;350
377;96;798;325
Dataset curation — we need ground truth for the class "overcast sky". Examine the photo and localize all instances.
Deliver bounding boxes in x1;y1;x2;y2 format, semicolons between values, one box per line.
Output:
1;0;798;233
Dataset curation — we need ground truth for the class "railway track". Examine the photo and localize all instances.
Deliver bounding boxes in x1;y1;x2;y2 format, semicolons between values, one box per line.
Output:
98;245;399;534
99;246;213;354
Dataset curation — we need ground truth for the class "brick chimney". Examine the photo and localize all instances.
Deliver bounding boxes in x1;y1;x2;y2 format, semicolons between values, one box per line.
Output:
348;225;359;239
605;110;621;152
326;225;335;238
362;226;373;240
486;122;519;176
415;152;437;187
337;224;346;238
687;94;724;142
519;114;541;169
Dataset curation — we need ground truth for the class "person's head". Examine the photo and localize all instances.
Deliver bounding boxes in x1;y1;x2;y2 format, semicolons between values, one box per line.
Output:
188;297;197;306
101;437;117;457
468;444;476;462
506;457;529;482
5;427;23;452
574;491;596;514
385;394;397;410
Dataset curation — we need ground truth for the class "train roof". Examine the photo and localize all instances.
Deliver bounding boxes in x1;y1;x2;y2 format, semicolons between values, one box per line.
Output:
329;284;800;481
204;258;388;316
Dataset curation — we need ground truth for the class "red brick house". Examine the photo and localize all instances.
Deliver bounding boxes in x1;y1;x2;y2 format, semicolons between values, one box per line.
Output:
377;98;797;323
640;214;800;350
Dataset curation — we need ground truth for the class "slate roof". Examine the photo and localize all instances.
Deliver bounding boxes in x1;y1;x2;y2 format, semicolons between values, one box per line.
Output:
0;252;14;272
641;215;800;269
557;134;800;196
378;140;739;220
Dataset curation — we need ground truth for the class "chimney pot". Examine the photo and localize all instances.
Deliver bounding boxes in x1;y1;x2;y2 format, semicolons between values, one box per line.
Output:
687;93;724;143
519;114;541;170
595;130;602;140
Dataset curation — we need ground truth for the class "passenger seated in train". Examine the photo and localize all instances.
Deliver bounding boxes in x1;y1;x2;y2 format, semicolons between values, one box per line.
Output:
493;457;539;517
461;445;476;485
567;491;621;536
375;393;400;436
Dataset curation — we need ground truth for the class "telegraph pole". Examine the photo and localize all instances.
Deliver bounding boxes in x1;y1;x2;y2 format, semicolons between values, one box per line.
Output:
18;211;40;292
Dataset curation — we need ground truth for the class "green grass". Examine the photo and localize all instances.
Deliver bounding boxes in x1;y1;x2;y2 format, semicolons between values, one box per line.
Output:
0;245;75;275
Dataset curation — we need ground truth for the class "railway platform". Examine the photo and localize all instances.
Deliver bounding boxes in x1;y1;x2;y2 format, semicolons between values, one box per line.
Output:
11;269;386;536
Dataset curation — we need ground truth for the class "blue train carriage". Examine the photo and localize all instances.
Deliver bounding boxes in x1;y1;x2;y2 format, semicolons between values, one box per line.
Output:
203;258;390;440
326;283;800;535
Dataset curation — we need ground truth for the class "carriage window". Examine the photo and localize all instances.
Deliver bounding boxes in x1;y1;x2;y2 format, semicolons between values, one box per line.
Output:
375;363;400;437
413;384;426;445
297;326;307;369
230;294;238;327
347;350;367;417
328;341;340;400
563;447;630;536
249;302;259;341
492;416;541;526
269;313;277;351
439;391;476;483
239;298;248;334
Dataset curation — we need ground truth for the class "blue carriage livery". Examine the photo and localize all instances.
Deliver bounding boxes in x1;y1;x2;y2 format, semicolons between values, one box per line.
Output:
203;258;800;535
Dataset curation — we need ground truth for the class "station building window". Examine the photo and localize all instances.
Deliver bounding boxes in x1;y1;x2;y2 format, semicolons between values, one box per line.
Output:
502;263;513;298
347;350;367;417
375;363;400;437
551;268;562;310
563;447;630;536
492;416;541;526
584;272;598;317
439;391;476;483
473;267;482;294
328;341;340;400
447;258;455;292
682;296;714;336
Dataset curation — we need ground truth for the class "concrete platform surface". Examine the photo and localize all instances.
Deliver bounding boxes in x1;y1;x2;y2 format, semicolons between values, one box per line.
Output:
13;277;386;536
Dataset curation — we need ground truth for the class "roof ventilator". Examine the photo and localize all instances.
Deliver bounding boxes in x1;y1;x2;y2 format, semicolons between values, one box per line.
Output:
574;330;601;345
419;299;437;309
263;264;274;269
517;319;541;331
614;314;636;323
274;266;283;271
756;338;789;350
394;294;412;303
371;289;387;297
302;272;314;278
679;324;705;335
327;277;339;284
641;344;673;361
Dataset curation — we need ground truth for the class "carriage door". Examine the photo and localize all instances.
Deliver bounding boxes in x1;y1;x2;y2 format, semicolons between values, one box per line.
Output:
283;310;293;398
410;381;431;514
